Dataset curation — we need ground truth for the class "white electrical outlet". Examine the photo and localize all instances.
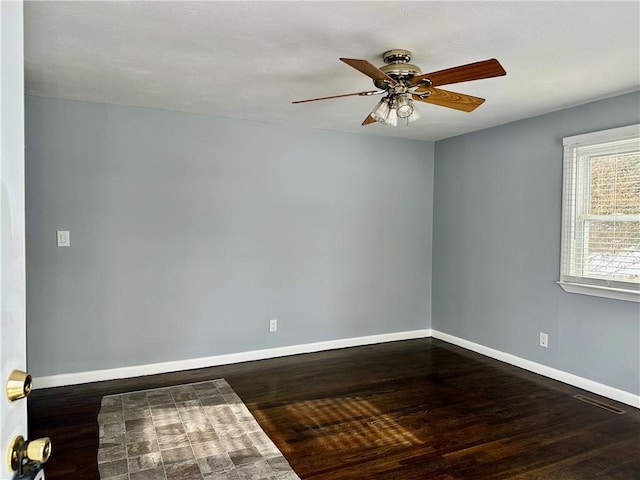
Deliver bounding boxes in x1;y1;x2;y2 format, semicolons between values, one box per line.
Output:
269;319;277;332
539;332;549;348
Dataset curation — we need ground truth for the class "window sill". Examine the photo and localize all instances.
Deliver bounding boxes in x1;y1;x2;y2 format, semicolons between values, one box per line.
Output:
557;281;640;303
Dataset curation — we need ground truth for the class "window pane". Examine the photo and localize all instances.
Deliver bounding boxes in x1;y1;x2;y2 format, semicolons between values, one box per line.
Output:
584;220;640;282
584;151;640;283
589;152;639;215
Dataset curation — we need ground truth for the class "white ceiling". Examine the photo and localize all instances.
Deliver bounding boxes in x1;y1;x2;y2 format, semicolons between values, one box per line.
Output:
23;1;640;141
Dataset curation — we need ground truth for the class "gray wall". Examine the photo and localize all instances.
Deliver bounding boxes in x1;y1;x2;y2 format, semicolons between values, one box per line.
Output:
26;96;434;377
433;91;640;395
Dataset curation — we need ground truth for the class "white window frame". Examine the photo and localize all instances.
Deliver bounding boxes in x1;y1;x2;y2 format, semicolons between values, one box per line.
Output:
558;124;640;303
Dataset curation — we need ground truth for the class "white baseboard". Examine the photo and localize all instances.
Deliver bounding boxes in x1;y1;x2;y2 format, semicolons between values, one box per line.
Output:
34;327;639;409
34;329;432;389
431;330;640;409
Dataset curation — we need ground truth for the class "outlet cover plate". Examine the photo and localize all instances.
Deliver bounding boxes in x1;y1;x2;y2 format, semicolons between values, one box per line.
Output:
539;332;549;348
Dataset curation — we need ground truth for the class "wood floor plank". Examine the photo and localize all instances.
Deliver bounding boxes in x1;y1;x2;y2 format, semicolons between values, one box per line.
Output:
28;339;640;479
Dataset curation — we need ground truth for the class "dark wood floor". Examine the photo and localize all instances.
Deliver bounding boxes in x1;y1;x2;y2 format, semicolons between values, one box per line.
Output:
29;338;640;479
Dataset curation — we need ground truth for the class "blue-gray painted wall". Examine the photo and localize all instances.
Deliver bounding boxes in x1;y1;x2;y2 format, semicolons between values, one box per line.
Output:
433;91;640;395
25;96;434;377
26;92;639;398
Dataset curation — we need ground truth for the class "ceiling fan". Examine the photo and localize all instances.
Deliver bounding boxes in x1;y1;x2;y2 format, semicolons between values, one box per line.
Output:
292;49;506;127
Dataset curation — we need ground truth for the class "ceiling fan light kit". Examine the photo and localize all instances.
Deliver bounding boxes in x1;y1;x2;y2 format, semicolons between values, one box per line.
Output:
406;104;422;123
369;93;419;127
395;94;414;118
385;106;398;127
370;98;390;123
292;49;506;127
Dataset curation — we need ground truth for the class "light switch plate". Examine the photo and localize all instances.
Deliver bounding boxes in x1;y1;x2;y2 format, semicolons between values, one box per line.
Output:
57;230;70;247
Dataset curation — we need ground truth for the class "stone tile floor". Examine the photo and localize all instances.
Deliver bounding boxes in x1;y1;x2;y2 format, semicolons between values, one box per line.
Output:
97;379;301;480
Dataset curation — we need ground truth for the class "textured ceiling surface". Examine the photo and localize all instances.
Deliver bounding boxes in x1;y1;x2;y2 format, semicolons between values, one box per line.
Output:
24;1;640;141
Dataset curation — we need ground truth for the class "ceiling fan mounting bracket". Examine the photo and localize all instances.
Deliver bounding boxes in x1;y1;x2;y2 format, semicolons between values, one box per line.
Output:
382;49;413;64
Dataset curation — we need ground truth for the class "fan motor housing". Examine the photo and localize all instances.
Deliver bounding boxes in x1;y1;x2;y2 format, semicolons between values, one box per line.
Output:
374;49;422;88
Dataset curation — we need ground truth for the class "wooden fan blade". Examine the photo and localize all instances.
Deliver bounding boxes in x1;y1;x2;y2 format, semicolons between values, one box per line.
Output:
292;90;380;104
411;58;506;87
362;115;377;126
412;87;485;112
340;58;397;85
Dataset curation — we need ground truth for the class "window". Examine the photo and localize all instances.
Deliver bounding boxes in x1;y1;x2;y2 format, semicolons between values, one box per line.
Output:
559;124;640;302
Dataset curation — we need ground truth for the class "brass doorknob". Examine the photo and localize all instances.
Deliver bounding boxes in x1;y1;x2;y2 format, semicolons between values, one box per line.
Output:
7;436;52;472
25;437;52;464
6;369;32;401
